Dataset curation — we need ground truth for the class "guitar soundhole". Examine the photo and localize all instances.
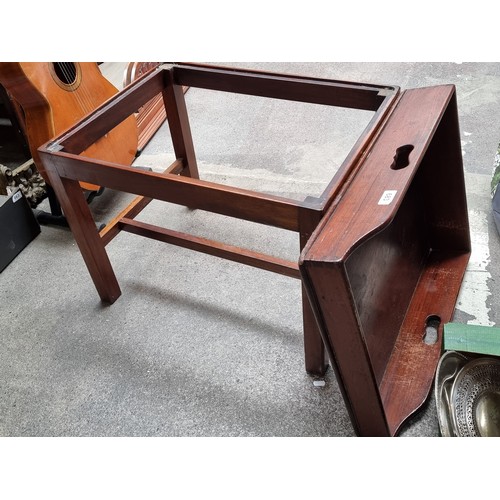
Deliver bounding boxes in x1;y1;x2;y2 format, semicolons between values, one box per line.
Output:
54;63;77;84
50;62;81;90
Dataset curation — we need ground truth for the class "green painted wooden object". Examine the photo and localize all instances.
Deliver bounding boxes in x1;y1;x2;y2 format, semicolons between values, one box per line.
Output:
444;322;500;356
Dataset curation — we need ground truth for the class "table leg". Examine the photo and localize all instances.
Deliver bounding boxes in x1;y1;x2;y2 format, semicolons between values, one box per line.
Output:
49;174;121;304
299;210;328;376
163;69;199;180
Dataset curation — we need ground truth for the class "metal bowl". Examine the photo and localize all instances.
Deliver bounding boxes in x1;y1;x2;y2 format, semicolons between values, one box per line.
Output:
435;350;470;436
450;357;500;437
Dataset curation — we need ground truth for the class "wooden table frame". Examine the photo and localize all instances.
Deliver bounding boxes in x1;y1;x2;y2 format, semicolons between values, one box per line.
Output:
38;63;470;436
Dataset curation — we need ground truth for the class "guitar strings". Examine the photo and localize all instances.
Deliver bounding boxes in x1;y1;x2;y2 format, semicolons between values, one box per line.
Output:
58;62;93;114
55;62;103;121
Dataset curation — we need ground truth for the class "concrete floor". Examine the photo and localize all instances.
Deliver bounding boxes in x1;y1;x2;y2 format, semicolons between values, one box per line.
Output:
1;62;499;437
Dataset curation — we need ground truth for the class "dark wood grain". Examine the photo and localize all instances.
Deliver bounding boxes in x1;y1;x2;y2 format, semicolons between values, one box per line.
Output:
173;64;395;111
300;85;470;436
38;150;303;232
162;69;199;179
299;208;328;375
121;217;300;278
42;169;121;303
100;159;184;246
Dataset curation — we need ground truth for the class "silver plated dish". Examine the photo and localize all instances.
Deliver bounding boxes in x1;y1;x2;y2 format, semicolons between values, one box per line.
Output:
450;357;500;437
435;351;470;436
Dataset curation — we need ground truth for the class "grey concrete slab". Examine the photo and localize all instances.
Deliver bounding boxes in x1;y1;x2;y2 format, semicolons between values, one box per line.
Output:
1;62;499;437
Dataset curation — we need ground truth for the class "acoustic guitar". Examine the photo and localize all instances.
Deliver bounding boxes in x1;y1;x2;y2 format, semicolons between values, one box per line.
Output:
0;62;138;192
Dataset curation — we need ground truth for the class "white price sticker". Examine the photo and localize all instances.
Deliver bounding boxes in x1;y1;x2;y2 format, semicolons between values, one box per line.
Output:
378;190;397;206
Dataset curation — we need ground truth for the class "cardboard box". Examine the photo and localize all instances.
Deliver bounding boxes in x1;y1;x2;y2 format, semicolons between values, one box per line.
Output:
0;188;40;272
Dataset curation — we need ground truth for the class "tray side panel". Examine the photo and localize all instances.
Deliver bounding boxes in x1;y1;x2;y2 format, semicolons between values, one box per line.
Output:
345;179;430;383
300;85;471;436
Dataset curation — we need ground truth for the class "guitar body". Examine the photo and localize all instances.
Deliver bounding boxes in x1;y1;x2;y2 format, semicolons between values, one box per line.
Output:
0;62;138;191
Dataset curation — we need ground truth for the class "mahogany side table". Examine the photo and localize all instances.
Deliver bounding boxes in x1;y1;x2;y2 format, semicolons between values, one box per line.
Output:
38;63;470;436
